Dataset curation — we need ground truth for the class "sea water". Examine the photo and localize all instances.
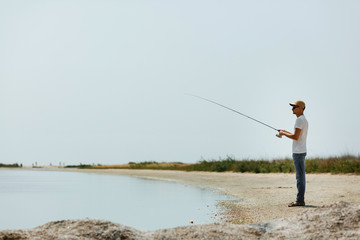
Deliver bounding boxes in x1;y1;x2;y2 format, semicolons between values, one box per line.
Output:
0;169;235;231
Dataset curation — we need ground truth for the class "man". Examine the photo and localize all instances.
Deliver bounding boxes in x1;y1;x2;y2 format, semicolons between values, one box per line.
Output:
279;100;308;207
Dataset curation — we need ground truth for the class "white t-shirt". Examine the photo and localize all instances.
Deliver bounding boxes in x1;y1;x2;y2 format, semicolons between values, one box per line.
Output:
292;115;308;154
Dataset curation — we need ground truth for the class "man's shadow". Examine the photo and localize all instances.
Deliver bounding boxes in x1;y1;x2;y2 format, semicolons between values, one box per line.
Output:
303;205;317;208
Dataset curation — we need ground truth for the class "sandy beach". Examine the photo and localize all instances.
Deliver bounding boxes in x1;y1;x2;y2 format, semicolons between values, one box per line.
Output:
74;169;360;224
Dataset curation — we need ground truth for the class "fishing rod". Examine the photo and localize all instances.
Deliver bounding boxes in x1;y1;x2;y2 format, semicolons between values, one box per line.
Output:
187;94;282;138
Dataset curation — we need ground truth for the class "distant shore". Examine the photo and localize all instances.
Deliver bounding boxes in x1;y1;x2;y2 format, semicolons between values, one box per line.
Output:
73;169;360;224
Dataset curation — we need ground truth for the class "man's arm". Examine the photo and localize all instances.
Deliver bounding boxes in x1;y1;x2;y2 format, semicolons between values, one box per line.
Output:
279;128;302;140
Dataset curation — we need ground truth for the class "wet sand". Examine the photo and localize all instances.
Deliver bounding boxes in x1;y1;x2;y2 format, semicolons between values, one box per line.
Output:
74;169;360;224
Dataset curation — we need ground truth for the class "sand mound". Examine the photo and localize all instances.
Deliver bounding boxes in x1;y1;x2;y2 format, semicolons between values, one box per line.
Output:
1;202;359;240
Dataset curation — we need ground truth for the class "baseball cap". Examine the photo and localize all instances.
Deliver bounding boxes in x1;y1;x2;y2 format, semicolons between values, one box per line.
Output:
289;100;306;110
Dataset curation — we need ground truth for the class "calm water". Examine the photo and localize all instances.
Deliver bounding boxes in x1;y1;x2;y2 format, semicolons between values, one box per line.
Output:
0;169;235;231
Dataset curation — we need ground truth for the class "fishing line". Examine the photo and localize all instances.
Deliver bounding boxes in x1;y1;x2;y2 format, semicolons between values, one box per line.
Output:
187;94;281;137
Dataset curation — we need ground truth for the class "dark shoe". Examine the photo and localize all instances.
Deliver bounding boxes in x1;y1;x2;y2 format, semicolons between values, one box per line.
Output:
288;201;305;207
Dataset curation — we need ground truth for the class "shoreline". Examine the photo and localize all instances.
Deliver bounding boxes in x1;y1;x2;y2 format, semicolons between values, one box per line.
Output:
2;168;360;239
72;169;360;224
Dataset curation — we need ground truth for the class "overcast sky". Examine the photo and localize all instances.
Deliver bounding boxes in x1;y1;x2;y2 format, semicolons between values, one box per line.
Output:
1;0;359;166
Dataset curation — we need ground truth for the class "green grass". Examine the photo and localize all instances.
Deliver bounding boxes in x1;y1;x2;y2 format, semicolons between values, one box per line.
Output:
187;155;360;174
183;157;295;173
67;155;360;174
0;163;22;168
306;155;360;174
65;164;93;169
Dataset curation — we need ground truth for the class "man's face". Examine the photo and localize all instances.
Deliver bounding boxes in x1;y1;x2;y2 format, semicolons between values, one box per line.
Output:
292;105;301;115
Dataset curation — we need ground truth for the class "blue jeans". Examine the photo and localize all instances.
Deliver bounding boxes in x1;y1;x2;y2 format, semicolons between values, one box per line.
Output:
293;153;306;202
